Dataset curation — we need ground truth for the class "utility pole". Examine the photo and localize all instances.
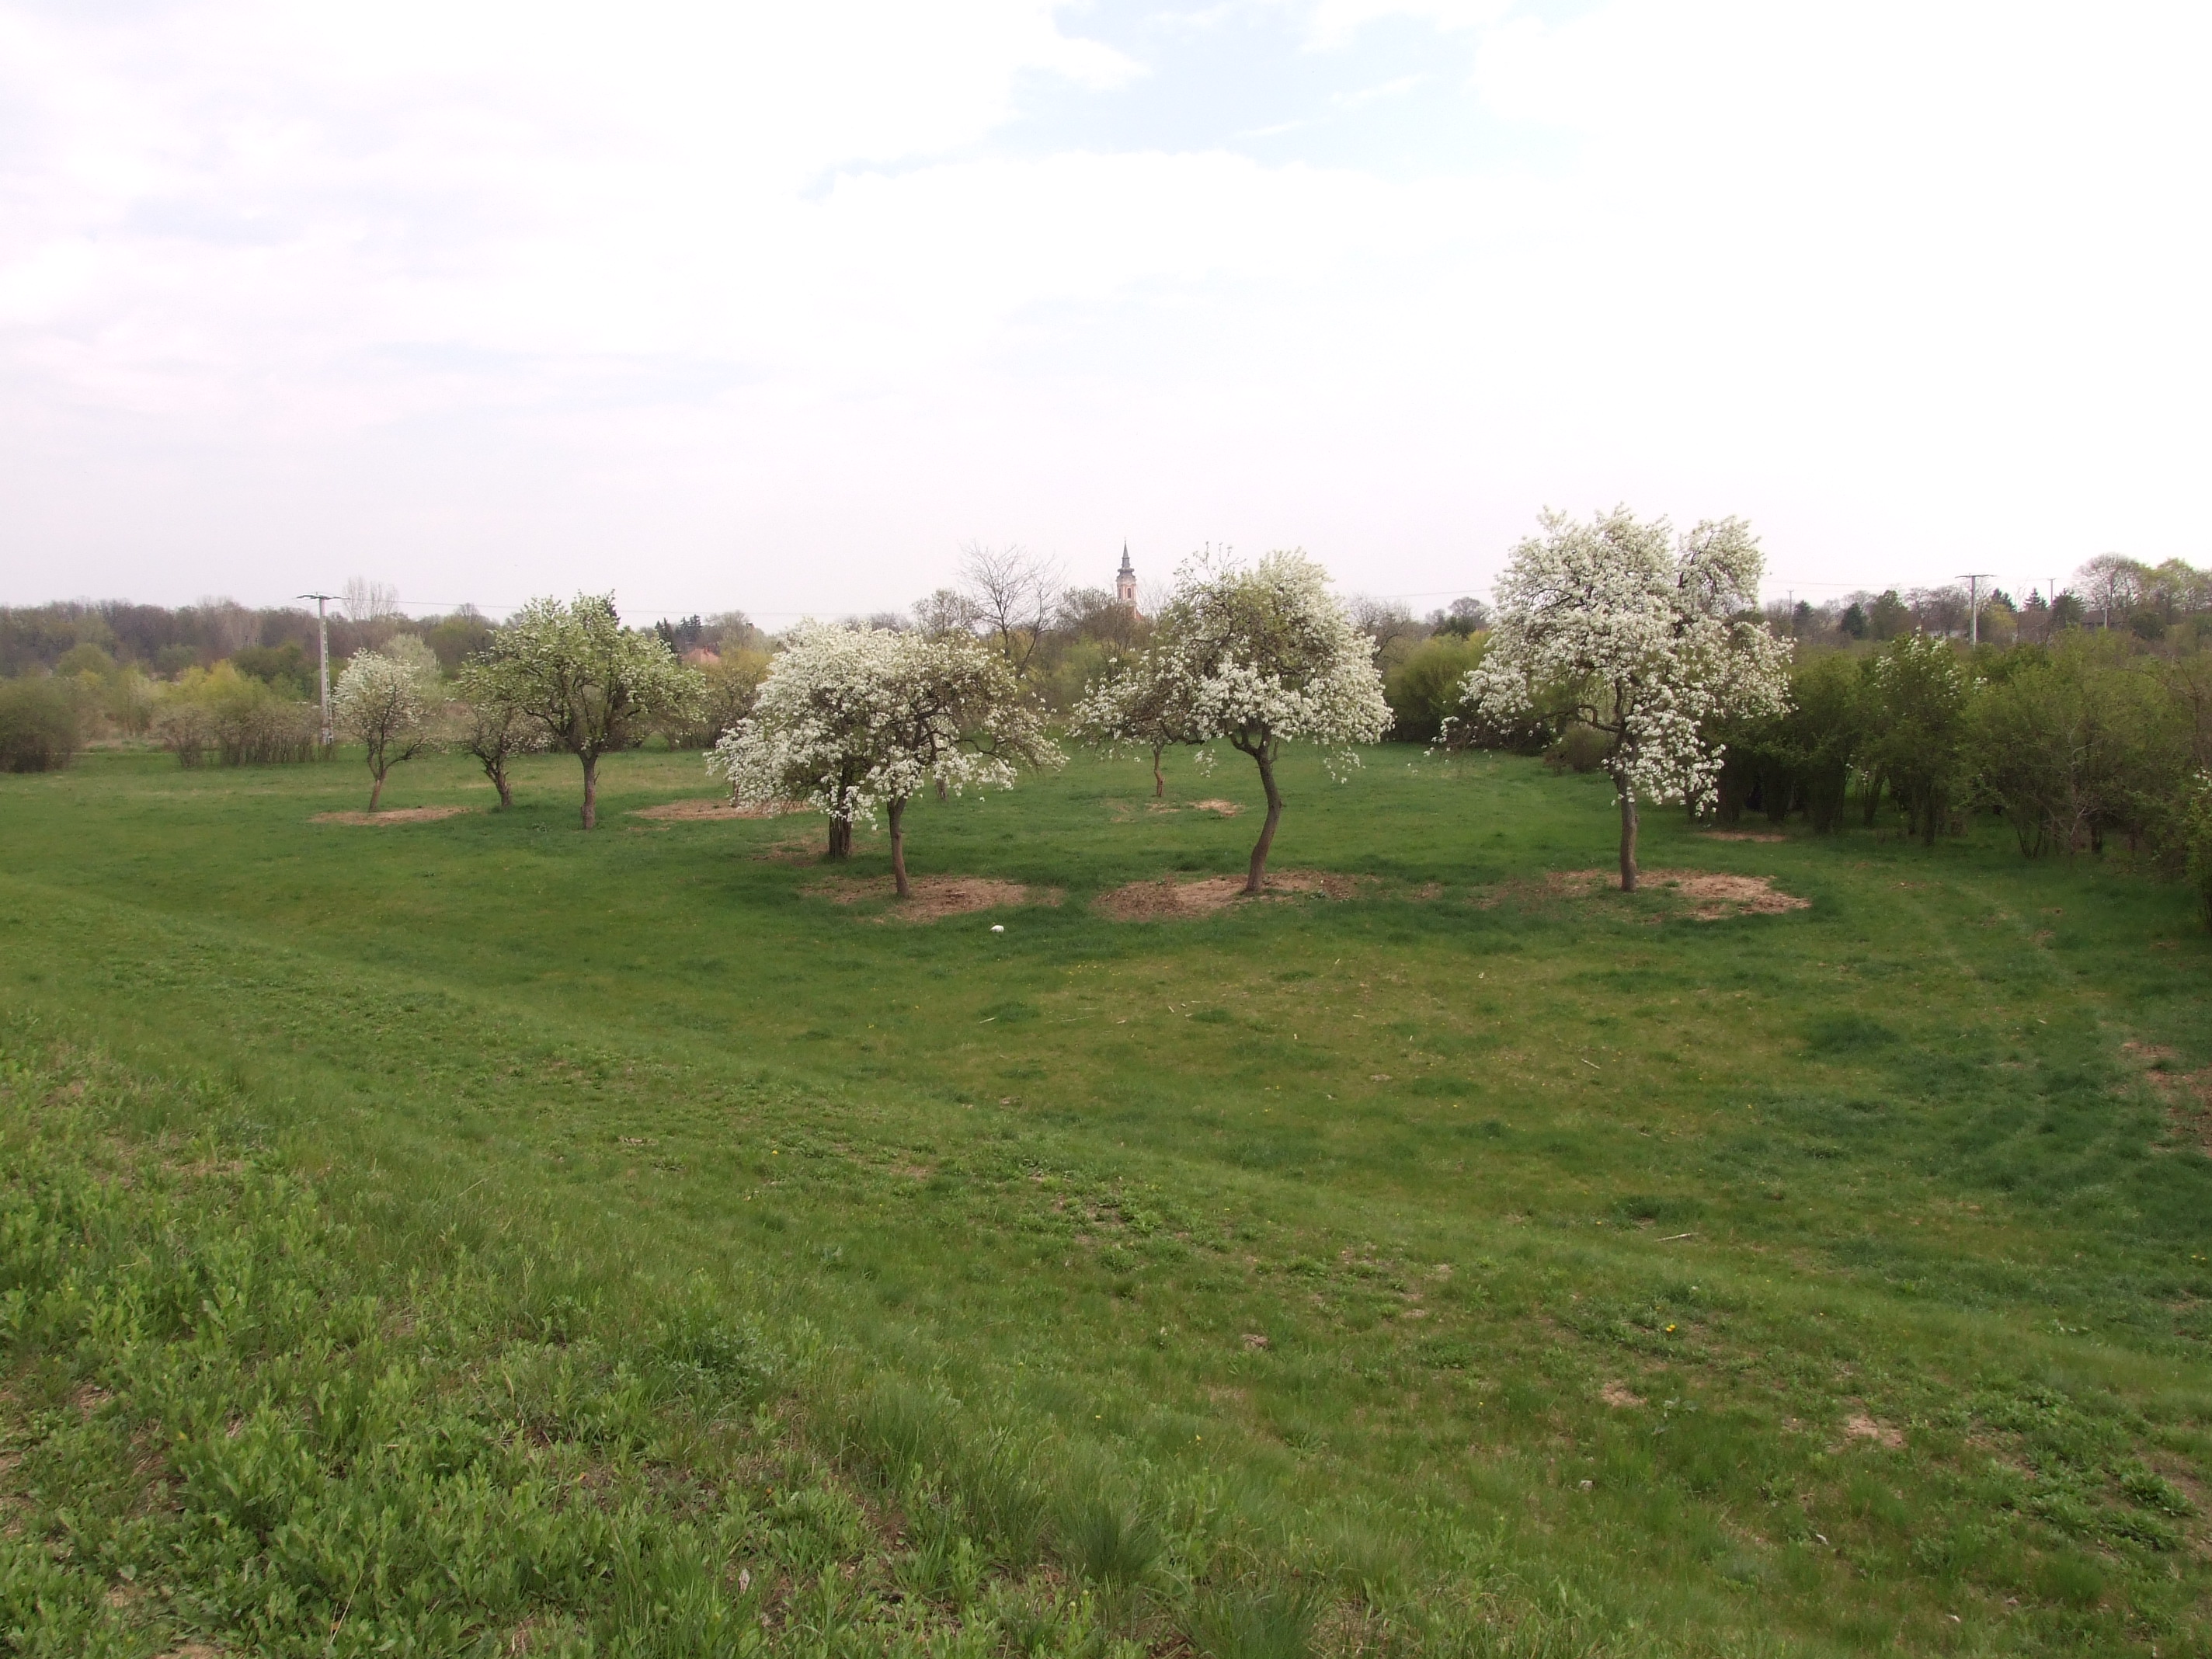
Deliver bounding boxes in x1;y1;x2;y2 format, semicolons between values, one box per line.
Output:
1959;573;1995;649
299;592;334;749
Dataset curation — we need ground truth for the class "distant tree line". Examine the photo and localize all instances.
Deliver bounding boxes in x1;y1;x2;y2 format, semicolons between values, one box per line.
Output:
1762;555;2212;648
1473;546;2212;922
8;541;2210;923
1704;632;2212;862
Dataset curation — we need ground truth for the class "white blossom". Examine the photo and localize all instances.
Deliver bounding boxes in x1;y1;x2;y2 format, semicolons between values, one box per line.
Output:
459;594;703;829
1080;550;1391;892
709;622;1061;893
1460;507;1792;888
333;646;440;811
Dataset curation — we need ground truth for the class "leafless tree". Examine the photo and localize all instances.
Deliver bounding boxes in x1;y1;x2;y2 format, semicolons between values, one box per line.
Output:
2075;555;2148;630
1908;585;1970;637
1055;587;1149;652
342;578;403;624
1348;596;1424;655
190;597;260;658
958;543;1062;678
910;588;978;638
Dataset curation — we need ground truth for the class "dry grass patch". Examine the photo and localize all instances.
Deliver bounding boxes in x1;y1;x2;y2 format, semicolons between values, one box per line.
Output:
1538;868;1810;920
311;806;477;826
753;831;870;864
1843;1414;1904;1449
1699;830;1788;843
2127;1042;2212;1151
802;875;1061;920
1094;869;1376;920
629;798;803;822
1110;797;1247;822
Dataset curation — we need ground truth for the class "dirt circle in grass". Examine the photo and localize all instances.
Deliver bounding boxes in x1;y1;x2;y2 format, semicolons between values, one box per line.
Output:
802;875;1061;921
1549;867;1808;919
628;798;803;821
1094;869;1376;920
311;805;477;825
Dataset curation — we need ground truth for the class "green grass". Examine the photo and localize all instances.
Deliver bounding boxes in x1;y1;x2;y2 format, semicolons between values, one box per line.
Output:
3;740;2210;1656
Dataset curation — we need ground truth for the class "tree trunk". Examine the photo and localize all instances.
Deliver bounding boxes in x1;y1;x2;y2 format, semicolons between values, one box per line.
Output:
889;798;911;899
494;767;513;810
1243;743;1284;896
1152;743;1166;799
1617;785;1640;892
580;752;598;830
826;816;852;860
367;767;385;812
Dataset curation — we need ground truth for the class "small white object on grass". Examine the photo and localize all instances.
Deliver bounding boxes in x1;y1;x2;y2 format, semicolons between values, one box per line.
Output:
990;923;1004;933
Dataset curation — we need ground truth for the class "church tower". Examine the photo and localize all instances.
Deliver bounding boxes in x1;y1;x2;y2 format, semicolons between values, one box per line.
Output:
1115;543;1138;612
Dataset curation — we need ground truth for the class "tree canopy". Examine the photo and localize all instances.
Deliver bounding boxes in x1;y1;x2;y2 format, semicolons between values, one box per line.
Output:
333;641;441;811
1461;507;1791;890
1082;551;1389;893
709;623;1060;895
459;595;701;829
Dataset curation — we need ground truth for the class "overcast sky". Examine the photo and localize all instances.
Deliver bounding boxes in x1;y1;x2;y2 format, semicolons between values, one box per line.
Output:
2;0;2205;621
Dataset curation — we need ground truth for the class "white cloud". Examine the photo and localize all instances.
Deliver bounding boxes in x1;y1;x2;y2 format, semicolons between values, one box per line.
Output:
0;0;2207;614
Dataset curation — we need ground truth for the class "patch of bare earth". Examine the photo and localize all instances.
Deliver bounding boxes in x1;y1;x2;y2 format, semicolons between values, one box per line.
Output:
753;831;876;863
1600;1382;1646;1408
1699;830;1788;843
1094;869;1376;920
630;798;803;821
311;805;476;826
2127;1042;2212;1151
1843;1413;1904;1449
1115;797;1247;820
802;875;1061;920
1541;868;1809;920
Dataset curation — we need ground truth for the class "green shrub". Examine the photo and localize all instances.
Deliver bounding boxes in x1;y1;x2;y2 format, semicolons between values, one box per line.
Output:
230;642;310;696
658;647;771;749
1866;635;1972;845
2185;773;2212;929
1382;633;1482;743
155;663;319;766
0;676;80;771
1543;721;1613;774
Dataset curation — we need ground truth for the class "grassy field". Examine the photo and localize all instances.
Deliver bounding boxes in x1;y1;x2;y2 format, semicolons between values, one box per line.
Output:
3;740;2210;1657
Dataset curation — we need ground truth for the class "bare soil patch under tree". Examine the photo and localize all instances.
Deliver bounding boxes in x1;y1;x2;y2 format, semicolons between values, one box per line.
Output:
802;874;1059;920
1094;868;1377;920
311;805;477;826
